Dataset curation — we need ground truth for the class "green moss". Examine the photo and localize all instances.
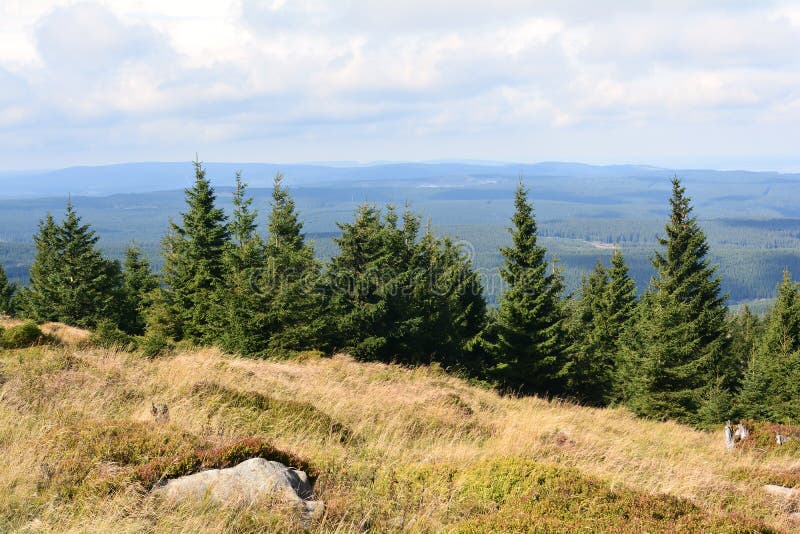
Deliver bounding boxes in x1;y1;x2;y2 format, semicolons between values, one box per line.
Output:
451;458;774;533
190;381;353;443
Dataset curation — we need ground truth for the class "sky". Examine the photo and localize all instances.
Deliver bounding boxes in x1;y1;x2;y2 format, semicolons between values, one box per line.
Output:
0;1;799;171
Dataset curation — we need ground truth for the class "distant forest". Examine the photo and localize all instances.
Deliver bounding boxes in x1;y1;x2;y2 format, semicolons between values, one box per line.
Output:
1;162;800;308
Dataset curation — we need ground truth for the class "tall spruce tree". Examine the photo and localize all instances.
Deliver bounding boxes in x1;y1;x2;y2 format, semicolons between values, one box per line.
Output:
160;159;229;343
620;178;731;425
120;244;158;335
216;172;269;355
488;181;567;395
737;271;800;423
260;173;326;356
0;260;15;315
22;204;123;328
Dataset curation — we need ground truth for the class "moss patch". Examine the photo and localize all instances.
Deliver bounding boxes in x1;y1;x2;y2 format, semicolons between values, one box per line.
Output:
190;381;352;442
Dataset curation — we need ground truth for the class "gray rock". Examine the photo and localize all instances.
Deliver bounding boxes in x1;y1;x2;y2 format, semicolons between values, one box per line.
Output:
155;458;323;519
763;484;800;498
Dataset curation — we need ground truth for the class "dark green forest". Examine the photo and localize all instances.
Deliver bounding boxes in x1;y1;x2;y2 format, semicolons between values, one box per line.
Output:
2;162;800;429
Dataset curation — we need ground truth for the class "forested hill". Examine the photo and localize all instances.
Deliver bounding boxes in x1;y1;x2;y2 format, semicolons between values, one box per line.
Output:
2;161;800;304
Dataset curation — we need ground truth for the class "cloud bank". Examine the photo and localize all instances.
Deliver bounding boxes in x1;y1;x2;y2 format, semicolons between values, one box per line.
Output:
0;1;799;169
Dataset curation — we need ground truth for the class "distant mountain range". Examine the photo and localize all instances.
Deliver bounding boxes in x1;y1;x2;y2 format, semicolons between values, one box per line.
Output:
0;160;748;198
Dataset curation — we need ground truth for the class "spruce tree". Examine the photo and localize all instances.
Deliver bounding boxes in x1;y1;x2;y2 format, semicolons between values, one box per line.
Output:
621;178;731;425
400;223;488;369
0;260;15;315
488;181;567;395
326;204;399;359
120;244;158;335
22;204;123;328
738;271;800;423
260;173;326;356
564;261;615;405
161;159;229;343
327;204;488;368
217;172;268;355
20;213;60;321
607;249;638;401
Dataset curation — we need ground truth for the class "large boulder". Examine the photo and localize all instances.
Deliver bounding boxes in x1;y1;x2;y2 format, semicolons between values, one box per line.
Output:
155;458;323;518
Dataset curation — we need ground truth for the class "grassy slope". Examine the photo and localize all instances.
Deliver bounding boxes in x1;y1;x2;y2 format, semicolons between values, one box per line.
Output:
0;328;798;532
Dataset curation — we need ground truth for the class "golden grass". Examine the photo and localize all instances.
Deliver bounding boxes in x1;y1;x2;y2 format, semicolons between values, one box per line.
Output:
0;336;798;532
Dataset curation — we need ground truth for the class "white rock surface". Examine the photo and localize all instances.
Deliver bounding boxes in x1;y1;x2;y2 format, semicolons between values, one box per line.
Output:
156;458;323;518
763;484;800;498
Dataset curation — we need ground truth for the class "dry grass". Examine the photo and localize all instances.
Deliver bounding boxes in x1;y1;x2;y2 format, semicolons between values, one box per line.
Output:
0;334;797;532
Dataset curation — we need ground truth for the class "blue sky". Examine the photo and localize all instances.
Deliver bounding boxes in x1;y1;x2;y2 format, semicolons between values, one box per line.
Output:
1;1;799;171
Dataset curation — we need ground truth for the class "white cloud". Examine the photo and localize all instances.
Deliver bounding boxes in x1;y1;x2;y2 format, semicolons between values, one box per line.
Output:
0;0;798;169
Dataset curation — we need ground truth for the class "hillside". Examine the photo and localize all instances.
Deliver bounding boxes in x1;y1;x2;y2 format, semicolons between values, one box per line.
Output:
0;326;798;532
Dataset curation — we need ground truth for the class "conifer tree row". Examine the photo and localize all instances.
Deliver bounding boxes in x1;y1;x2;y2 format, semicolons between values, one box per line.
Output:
16;163;800;430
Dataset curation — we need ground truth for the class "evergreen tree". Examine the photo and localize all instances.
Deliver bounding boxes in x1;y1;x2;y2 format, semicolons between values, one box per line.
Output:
729;306;761;385
0;260;15;315
216;171;268;355
160;159;229;343
607;249;638;401
22;204;123;328
326;204;405;359
487;181;567;395
399;223;488;370
20;213;60;321
738;271;800;423
119;244;158;335
564;261;615;405
607;249;637;341
260;173;326;356
621;178;731;425
327;204;488;368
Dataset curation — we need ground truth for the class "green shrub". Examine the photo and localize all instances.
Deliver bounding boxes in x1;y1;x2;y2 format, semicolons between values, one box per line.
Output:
190;381;352;442
138;330;172;358
90;319;135;350
1;321;43;349
451;458;773;533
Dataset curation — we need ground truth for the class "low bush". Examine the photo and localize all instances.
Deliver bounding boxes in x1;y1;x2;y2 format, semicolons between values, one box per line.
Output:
138;331;173;358
1;321;44;349
451;458;773;533
90;319;135;350
190;381;353;442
